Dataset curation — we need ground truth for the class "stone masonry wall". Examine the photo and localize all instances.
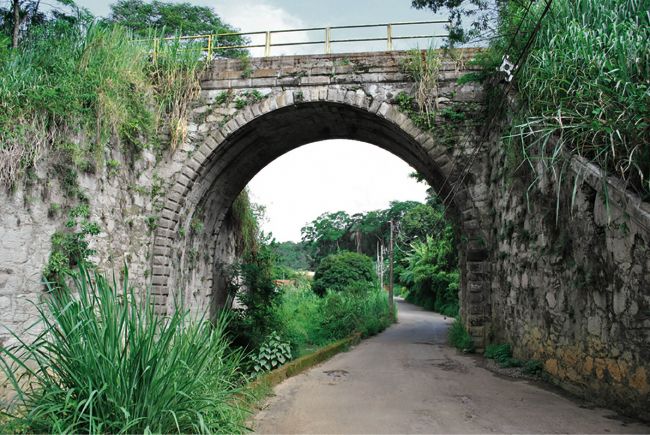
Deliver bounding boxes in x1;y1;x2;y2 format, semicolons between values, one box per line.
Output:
488;141;650;419
0;48;648;421
0;146;159;348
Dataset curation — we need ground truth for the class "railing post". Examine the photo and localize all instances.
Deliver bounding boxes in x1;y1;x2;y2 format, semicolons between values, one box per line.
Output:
264;31;271;57
207;34;213;60
325;27;331;54
387;24;393;51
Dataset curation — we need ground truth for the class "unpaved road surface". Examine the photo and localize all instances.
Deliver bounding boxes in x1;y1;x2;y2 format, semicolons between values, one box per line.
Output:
253;300;650;434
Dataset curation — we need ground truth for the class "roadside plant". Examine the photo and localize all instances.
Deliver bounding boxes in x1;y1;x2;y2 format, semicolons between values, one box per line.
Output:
312;251;377;296
250;331;292;375
448;318;474;353
0;266;247;434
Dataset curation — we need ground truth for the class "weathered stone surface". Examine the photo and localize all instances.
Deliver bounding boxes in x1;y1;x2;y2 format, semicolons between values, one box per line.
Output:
1;49;648;421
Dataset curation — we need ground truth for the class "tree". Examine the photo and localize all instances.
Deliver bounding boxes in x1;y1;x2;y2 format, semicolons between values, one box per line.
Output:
0;0;79;47
312;252;377;297
272;241;310;271
301;211;352;266
411;0;503;43
106;0;244;45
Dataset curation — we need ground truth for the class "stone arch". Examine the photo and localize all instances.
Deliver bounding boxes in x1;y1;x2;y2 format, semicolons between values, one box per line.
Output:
151;87;491;346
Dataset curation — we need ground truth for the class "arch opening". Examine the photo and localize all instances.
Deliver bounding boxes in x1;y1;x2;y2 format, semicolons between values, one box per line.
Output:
152;96;491;347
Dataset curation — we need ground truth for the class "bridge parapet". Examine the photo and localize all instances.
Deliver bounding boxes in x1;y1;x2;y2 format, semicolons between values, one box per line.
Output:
201;49;483;90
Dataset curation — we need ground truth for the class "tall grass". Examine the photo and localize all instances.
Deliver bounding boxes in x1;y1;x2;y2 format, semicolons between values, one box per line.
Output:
506;0;650;197
272;284;393;357
0;266;247;434
0;23;206;187
448;318;474;353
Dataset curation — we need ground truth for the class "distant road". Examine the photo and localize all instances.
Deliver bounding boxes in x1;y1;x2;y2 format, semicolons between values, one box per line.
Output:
253;299;649;434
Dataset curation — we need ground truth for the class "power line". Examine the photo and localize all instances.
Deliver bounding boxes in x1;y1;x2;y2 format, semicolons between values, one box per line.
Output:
439;0;554;216
434;0;538;205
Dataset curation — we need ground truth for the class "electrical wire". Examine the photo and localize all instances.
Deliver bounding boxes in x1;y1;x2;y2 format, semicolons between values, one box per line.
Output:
438;0;554;217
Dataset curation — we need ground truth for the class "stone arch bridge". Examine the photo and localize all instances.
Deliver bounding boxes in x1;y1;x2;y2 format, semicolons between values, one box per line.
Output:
151;49;491;343
1;48;648;418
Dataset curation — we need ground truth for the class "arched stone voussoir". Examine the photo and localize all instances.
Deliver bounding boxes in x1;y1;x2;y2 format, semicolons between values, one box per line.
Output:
150;67;489;341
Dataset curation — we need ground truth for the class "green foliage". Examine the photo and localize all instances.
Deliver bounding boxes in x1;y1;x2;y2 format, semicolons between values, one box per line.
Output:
508;0;650;198
106;159;120;177
401;234;459;317
0;21;208;187
448;318;474;352
271;284;392;357
523;359;543;376
231;189;261;255
106;0;244;48
485;343;523;368
234;90;264;109
301;210;351;265
411;0;498;43
0;0;84;48
0;266;247;433
43;205;100;289
271;241;310;271
145;215;158;232
398;48;442;129
312;251;377;297
301;199;437;268
250;331;292;374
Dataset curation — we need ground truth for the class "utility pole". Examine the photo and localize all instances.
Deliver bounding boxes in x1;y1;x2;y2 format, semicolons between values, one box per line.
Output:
377;240;384;292
388;220;394;315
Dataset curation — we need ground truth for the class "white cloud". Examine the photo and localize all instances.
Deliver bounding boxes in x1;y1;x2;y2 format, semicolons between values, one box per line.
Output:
247;140;428;242
215;0;315;56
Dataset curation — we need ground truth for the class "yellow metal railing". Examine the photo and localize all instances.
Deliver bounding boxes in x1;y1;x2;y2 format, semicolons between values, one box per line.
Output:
148;20;451;59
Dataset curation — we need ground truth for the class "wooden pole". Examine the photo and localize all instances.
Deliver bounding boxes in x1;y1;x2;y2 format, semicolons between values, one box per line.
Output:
388;220;394;315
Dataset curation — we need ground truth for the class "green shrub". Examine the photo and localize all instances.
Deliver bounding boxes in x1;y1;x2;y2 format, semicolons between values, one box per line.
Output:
250;331;292;375
271;284;392;356
0;266;247;434
484;343;523;367
312;251;377;296
448;318;474;353
401;235;459;317
523;359;543;376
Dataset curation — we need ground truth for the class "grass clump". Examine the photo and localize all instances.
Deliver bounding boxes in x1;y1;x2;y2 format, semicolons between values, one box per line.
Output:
505;0;650;198
448;318;474;353
0;22;206;188
485;343;523;368
271;283;393;357
0;266;248;434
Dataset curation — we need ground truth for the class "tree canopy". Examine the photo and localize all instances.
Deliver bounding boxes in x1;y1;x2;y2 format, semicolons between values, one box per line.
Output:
411;0;503;43
106;0;241;38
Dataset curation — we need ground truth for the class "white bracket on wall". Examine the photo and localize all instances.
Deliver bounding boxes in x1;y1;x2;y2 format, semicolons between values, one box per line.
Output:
498;55;515;82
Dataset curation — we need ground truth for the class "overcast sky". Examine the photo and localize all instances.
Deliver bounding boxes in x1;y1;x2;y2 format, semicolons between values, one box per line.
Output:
76;0;443;241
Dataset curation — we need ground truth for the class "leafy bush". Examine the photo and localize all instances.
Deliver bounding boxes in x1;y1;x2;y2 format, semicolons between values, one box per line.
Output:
448;318;474;353
272;283;392;356
0;266;247;434
485;343;523;368
312;251;377;296
401;235;459;316
523;359;543;376
250;331;292;375
43;204;100;288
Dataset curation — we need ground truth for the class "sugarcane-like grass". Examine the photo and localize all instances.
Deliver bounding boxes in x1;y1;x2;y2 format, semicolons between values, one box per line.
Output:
0;266;248;434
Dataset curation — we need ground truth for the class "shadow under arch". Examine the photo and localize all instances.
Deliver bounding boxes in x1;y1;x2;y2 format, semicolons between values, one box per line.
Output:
151;91;491;346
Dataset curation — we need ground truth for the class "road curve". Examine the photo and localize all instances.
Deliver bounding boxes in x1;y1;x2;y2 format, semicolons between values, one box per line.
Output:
253;299;649;434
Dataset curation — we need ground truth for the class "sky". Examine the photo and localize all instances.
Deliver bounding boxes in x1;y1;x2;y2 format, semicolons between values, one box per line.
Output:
75;0;443;242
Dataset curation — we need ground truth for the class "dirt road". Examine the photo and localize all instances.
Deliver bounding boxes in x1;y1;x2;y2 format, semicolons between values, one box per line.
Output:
253;299;649;434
